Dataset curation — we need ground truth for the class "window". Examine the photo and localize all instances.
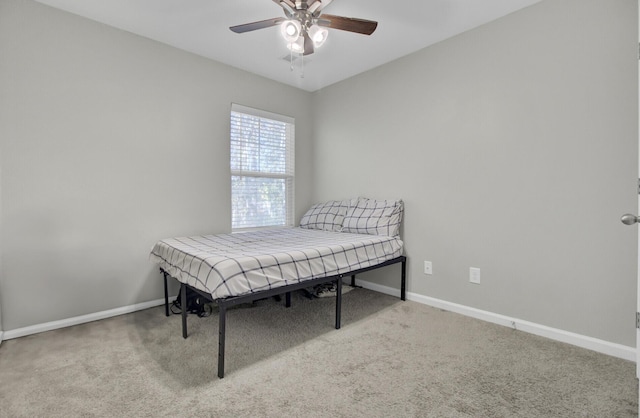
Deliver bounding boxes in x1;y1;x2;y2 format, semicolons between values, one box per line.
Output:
230;104;295;230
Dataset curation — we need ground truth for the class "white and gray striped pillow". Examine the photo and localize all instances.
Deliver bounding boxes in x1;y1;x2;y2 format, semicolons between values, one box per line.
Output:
299;200;351;232
342;198;404;237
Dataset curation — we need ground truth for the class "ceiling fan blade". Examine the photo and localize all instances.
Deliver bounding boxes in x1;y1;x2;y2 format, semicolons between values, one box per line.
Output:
316;14;378;35
230;17;285;34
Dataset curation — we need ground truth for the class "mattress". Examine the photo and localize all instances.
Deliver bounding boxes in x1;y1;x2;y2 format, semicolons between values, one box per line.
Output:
150;227;404;300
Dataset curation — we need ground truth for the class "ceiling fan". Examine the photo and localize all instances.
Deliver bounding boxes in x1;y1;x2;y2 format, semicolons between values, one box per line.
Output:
230;0;378;56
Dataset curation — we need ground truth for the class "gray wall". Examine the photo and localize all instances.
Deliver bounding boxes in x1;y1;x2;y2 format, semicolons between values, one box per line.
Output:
0;0;313;331
0;0;637;350
311;0;638;346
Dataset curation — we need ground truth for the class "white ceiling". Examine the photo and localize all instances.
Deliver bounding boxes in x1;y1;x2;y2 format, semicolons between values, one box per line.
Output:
34;0;542;92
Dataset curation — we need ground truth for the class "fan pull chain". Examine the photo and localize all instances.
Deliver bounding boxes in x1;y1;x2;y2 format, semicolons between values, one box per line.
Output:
289;44;294;72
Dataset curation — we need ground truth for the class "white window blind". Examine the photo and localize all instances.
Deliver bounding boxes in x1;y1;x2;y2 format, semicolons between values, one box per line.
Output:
230;104;295;230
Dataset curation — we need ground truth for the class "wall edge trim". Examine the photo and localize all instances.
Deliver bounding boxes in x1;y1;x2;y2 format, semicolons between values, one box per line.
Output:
3;280;636;364
354;278;636;363
3;297;174;340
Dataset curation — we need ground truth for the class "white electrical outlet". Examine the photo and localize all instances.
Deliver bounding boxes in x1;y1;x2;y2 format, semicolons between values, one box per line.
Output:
424;261;433;275
470;267;481;284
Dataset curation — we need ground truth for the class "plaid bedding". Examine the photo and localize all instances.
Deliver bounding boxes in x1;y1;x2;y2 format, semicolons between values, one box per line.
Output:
150;227;404;300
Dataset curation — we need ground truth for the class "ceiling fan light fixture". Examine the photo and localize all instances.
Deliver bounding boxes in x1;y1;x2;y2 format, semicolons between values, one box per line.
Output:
286;36;305;54
308;24;328;47
281;20;301;42
230;0;377;59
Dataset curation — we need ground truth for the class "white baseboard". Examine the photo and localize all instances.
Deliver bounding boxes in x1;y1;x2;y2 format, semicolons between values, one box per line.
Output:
3;281;636;364
354;278;636;363
2;297;174;341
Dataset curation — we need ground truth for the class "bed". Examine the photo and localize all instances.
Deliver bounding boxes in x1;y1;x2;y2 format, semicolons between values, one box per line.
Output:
150;197;406;378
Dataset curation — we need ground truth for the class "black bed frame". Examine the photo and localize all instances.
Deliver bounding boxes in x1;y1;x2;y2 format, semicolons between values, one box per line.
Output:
161;255;406;378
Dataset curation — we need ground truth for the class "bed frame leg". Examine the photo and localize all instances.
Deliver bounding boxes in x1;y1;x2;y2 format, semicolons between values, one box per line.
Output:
401;257;407;301
335;277;342;329
285;292;291;308
181;282;188;339
218;304;227;379
350;275;355;287
162;270;170;317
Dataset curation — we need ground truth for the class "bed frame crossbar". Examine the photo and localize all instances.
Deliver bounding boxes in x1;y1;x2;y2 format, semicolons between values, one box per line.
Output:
161;255;406;378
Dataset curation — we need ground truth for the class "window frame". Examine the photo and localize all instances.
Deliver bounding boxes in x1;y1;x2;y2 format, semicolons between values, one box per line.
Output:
230;103;295;231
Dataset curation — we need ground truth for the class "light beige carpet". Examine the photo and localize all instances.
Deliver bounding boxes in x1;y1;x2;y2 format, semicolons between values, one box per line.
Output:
0;288;637;417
